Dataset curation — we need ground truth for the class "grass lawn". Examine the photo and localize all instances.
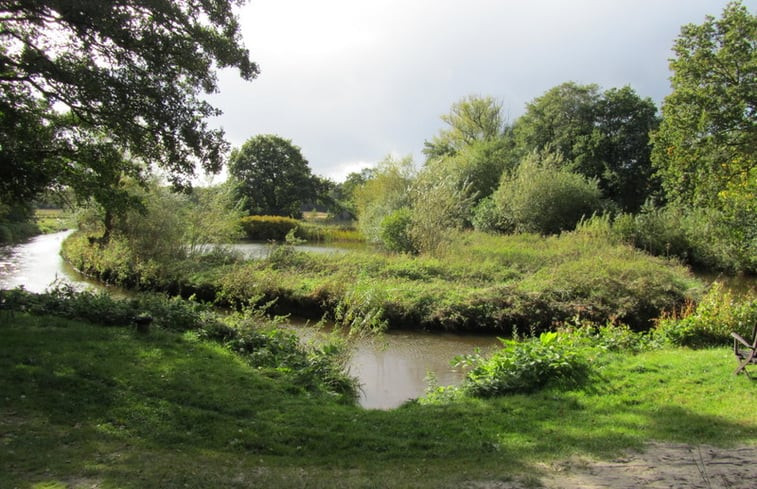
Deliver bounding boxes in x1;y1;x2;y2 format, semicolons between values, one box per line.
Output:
1;312;755;489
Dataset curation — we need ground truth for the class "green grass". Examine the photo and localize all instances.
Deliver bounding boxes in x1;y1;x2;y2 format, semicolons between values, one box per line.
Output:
35;208;72;234
1;312;755;488
61;229;703;332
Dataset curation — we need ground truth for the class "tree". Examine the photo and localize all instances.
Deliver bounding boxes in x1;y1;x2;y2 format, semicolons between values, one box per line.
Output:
0;0;257;215
651;1;756;219
423;95;506;159
228;135;316;218
353;155;414;243
514;82;659;211
595;86;660;211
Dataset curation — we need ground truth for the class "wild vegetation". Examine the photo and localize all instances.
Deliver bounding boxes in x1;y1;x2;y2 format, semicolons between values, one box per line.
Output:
1;288;755;488
1;2;756;487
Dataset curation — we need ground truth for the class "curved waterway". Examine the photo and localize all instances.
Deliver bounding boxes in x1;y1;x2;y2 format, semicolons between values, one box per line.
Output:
0;231;499;409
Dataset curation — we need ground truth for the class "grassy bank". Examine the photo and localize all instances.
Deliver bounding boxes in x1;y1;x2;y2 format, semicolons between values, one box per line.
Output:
62;229;702;333
1;305;755;488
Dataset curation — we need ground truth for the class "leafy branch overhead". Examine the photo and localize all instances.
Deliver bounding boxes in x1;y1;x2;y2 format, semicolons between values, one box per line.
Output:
0;0;258;204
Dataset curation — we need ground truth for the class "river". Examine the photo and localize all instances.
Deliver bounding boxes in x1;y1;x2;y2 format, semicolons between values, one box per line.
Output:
0;231;499;409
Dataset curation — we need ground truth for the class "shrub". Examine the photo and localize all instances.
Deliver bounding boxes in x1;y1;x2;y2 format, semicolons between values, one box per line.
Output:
457;331;590;397
240;215;300;240
380;208;416;253
490;150;604;235
655;282;757;347
590;204;755;274
471;196;505;233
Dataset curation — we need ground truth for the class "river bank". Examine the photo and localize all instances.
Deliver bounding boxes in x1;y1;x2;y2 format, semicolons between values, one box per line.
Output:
2;309;755;488
61;229;704;334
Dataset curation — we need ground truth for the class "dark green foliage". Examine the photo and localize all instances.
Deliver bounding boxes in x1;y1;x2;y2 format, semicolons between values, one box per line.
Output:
650;1;756;269
229;135;316;218
240;215;300;240
457;332;591;397
651;1;756;215
0;202;39;243
0;0;257;212
514;82;659;212
380;208;416;254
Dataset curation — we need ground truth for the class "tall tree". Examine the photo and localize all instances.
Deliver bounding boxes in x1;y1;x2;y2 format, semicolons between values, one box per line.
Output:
595;86;660;211
0;0;257;212
514;82;659;211
228;134;316;218
423;95;506;159
651;1;756;218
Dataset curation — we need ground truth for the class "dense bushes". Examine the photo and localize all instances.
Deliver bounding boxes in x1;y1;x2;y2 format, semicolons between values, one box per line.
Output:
477;151;604;235
240;215;364;243
240;215;300;240
380;208;416;253
577;206;756;273
655;282;757;347
457;332;591;396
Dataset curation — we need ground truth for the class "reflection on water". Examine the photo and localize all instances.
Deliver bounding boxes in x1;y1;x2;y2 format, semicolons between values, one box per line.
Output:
227;241;358;259
348;330;501;409
0;230;94;292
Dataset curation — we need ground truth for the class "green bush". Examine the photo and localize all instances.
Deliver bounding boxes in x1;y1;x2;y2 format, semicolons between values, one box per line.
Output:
380;208;416;253
582;205;755;274
655;282;757;347
490;151;604;235
457;331;590;397
240;215;300;240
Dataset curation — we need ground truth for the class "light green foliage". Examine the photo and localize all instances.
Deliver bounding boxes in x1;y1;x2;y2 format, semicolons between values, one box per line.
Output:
577;205;755;273
183;183;244;255
655;282;757;347
0;286;357;399
380;208;416;253
228;134;316;218
423;94;506;159
353;155;415;243
114;183;189;265
651;1;756;221
407;167;476;255
457;332;591;397
489;150;604;234
425;137;516;204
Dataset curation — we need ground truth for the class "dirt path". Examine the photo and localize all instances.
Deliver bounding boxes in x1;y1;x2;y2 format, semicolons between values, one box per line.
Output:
466;443;757;489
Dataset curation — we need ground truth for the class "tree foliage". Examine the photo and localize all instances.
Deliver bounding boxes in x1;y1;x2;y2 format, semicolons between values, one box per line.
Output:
514;82;659;211
423;95;506;159
0;0;257;210
228;134;316;218
651;1;756;220
353;155;414;243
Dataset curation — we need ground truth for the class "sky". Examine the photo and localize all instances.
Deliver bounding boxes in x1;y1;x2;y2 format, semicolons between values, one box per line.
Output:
206;0;755;183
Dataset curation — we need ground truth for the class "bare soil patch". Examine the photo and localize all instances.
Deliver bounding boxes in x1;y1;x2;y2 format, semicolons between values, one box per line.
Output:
465;443;757;489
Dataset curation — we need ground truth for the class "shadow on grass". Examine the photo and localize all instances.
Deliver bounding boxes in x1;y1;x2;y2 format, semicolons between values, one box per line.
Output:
1;315;755;489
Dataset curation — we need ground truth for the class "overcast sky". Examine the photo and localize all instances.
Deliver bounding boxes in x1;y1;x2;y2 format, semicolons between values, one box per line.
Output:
206;0;755;182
